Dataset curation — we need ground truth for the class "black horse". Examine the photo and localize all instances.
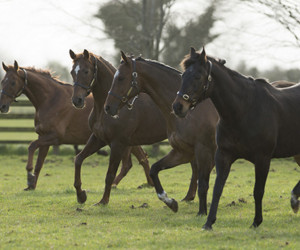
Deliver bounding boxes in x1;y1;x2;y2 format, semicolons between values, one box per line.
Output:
173;47;300;230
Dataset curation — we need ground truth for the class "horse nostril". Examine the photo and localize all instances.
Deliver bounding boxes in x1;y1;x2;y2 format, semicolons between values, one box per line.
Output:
172;102;182;114
104;105;110;113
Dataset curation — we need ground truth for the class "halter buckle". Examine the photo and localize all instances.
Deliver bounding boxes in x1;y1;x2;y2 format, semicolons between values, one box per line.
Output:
182;94;190;101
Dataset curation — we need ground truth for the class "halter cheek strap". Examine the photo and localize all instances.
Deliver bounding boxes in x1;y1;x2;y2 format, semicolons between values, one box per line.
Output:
73;56;97;95
1;68;28;102
108;59;139;110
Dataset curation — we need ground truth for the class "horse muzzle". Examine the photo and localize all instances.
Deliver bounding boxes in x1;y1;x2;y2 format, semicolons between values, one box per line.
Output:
0;103;9;113
172;97;190;118
72;96;85;109
104;104;119;119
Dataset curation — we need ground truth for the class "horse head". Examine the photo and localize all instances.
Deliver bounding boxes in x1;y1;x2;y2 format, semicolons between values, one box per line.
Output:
70;49;97;109
0;61;27;113
104;51;139;118
173;47;213;118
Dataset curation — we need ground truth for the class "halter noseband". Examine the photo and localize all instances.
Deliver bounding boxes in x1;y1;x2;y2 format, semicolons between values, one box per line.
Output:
73;56;97;95
108;59;139;110
177;60;212;109
1;68;28;102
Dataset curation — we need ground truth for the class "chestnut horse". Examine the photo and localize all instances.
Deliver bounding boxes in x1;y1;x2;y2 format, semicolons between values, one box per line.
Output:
0;61;152;190
70;49;187;206
173;47;300;229
104;52;219;215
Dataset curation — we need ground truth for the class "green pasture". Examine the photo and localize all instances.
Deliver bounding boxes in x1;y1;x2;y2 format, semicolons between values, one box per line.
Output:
0;146;299;249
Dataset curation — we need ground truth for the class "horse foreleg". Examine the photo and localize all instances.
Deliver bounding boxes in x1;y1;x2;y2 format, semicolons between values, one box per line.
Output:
181;159;197;201
96;143;126;205
150;149;189;213
204;149;234;230
291;181;300;213
33;145;50;188
131;146;153;186
251;157;271;228
195;144;215;216
112;147;132;187
74;134;106;204
25;140;40;190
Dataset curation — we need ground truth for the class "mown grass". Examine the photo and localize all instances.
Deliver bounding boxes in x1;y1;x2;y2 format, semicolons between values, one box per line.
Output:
0;146;299;249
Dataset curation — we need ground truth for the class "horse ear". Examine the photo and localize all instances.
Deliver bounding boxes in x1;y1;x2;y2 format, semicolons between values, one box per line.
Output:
14;60;19;71
120;51;128;63
69;49;76;60
218;58;226;65
190;47;197;57
200;47;207;62
83;49;90;59
2;62;9;72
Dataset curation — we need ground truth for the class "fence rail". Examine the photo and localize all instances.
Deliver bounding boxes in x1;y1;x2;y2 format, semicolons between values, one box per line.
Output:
0;98;35;144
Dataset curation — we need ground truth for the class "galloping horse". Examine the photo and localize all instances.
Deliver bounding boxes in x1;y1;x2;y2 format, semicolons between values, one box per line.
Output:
104;51;219;215
70;49;191;206
173;47;300;229
0;61;151;190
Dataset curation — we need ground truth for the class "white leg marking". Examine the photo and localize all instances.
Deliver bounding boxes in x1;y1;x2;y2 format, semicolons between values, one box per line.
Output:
158;191;173;205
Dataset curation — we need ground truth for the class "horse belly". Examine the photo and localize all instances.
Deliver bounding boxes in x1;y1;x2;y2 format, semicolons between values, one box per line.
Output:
273;132;300;158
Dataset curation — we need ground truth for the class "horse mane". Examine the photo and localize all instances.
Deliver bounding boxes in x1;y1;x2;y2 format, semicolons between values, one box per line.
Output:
180;53;269;85
22;67;71;86
136;56;181;75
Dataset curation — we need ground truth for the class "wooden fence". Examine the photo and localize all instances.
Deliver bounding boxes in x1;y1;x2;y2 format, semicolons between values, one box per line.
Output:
0;99;35;144
0;97;169;155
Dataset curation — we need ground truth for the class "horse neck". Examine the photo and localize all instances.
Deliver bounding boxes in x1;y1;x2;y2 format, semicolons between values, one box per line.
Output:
92;58;115;111
210;64;253;123
138;61;180;121
22;70;55;109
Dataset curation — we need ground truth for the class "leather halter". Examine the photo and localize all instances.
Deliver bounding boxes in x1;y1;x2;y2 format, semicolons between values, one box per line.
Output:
177;60;212;108
1;68;28;102
108;59;139;110
73;56;97;95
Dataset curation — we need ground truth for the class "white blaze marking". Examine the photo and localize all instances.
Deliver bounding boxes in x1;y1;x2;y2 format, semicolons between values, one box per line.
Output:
113;70;120;79
75;65;80;75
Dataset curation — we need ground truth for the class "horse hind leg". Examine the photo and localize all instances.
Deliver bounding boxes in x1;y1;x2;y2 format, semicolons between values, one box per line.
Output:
181;159;197;201
291;181;300;213
131;146;154;186
112;147;133;187
291;155;300;213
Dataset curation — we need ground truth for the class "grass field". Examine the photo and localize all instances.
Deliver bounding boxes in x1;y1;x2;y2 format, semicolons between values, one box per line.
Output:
0;145;299;249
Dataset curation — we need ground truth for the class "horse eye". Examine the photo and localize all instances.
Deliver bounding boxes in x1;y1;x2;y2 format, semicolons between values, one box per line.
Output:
11;81;16;86
118;76;124;81
84;70;89;74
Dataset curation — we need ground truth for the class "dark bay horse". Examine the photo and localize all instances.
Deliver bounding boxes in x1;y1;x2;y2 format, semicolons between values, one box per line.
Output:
104;51;219;215
70;49;184;205
173;47;300;229
0;61;151;190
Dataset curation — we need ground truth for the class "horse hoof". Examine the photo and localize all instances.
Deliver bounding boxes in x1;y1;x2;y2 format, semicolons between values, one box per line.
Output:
197;211;207;217
77;190;87;204
93;200;108;206
24;186;35;191
181;196;195;202
27;172;35;187
202;224;212;231
166;199;178;212
291;197;299;213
